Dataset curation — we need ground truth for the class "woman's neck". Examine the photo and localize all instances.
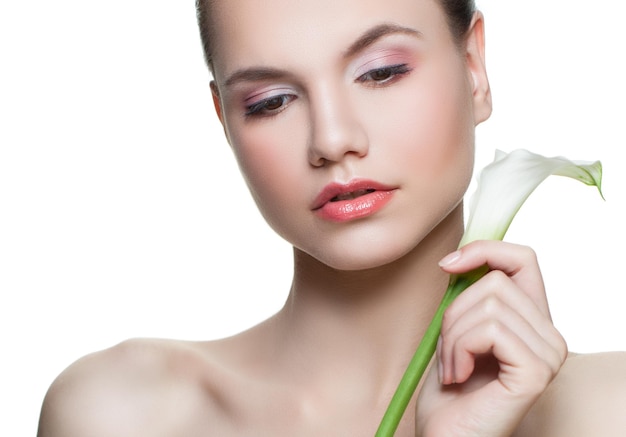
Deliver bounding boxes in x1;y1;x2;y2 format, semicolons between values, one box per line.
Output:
271;204;465;395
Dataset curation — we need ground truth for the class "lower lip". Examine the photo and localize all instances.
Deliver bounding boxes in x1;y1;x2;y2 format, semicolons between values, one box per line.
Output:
314;190;396;222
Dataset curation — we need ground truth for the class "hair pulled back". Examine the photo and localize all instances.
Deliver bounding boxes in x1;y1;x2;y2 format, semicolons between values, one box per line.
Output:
196;0;476;72
439;0;477;43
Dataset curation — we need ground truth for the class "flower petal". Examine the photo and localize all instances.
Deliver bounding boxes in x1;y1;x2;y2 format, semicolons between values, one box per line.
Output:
460;149;603;247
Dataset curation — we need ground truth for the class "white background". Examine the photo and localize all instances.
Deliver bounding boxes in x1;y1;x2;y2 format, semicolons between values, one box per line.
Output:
1;1;624;435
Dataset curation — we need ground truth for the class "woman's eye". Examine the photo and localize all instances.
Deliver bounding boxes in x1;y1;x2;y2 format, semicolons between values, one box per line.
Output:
357;64;411;85
245;94;295;118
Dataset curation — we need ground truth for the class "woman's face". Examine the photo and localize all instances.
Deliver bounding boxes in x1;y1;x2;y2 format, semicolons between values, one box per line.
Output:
209;0;491;270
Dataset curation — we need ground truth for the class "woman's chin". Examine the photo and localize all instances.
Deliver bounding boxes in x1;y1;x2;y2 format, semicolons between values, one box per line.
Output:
301;242;414;272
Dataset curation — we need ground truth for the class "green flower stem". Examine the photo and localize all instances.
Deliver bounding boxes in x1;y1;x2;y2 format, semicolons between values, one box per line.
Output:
375;266;488;437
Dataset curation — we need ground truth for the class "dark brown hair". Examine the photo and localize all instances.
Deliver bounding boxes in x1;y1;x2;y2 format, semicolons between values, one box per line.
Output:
439;0;477;43
196;0;476;73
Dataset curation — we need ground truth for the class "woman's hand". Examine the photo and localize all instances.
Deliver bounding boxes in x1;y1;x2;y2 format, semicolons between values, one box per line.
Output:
415;240;568;437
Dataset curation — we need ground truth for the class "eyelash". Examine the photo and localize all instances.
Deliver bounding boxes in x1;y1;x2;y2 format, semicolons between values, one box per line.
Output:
356;63;412;86
245;94;296;118
243;63;412;119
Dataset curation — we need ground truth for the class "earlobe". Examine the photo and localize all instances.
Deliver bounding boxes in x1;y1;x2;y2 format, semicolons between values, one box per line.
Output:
465;12;492;125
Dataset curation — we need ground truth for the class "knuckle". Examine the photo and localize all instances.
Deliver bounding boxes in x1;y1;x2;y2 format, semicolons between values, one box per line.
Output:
484;270;509;291
548;349;565;375
484;318;504;338
480;294;502;317
545;326;569;365
555;332;569;363
519;244;539;265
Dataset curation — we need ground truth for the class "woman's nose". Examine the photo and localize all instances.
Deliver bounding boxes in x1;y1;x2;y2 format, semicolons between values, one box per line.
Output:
307;86;369;167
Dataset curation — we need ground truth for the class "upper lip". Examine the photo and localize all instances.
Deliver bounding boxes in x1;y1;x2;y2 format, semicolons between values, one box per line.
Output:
311;178;396;210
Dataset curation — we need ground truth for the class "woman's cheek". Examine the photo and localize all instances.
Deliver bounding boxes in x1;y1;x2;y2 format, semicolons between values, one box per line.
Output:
418;65;474;171
380;77;472;177
229;120;308;232
377;71;474;223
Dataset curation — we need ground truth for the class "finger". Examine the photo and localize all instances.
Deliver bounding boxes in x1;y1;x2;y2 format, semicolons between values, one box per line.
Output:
439;291;565;385
438;240;549;314
449;318;559;397
444;270;557;336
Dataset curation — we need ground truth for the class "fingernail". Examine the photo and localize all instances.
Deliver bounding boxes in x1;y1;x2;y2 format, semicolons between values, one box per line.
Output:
438;250;461;267
436;335;443;384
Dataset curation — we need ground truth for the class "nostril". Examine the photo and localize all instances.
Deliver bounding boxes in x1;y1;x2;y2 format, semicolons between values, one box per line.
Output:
308;152;327;168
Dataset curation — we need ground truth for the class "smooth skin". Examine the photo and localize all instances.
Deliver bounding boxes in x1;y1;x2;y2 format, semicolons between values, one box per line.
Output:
38;0;626;436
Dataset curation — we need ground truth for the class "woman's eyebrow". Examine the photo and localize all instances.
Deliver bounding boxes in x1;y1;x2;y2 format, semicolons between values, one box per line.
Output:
223;23;420;88
343;23;422;59
224;67;295;88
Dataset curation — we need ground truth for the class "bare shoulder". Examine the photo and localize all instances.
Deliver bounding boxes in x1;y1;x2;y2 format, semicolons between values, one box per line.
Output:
37;338;233;437
516;351;626;437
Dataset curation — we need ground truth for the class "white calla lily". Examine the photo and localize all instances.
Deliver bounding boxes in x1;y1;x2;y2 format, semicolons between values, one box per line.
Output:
460;148;603;247
376;149;603;437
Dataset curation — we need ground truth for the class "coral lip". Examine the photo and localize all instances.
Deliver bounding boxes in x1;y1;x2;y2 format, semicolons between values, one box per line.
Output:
312;179;396;222
312;179;395;210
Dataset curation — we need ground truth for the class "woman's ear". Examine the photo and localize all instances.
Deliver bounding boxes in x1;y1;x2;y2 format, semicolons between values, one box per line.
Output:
211;80;232;145
465;11;492;125
210;81;225;125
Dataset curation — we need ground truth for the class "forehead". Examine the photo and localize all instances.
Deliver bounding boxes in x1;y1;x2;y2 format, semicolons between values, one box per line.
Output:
209;0;450;80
